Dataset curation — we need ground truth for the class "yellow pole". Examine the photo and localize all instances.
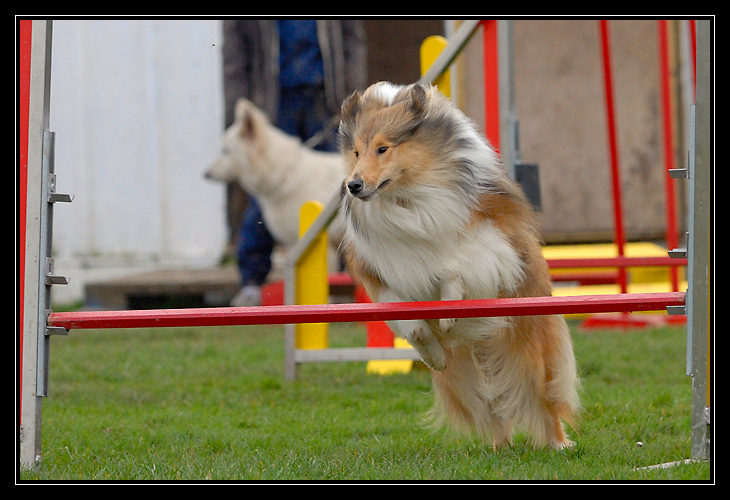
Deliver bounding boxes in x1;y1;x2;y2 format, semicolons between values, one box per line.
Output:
420;35;451;97
295;201;329;349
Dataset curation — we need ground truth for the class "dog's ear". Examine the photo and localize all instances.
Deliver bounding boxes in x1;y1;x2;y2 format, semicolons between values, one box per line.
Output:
393;84;427;120
241;113;256;139
388;84;428;142
406;84;427;119
339;90;362;150
235;99;257;140
341;90;362;125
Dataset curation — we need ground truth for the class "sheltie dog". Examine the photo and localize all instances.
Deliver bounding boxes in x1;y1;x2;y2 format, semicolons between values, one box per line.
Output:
338;82;579;450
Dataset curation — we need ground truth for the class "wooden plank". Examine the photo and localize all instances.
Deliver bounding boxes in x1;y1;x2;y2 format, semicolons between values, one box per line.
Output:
84;268;241;309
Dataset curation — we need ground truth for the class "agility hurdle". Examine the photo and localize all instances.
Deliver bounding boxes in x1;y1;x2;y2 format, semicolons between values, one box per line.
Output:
19;19;711;470
277;18;709;457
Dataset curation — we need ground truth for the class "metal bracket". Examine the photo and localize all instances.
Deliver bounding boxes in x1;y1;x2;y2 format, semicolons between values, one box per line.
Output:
666;232;688;316
667;305;686;316
45;326;69;336
47;173;74;203
667;248;687;259
669;141;693;180
45;257;70;286
669;167;688;179
668;232;689;260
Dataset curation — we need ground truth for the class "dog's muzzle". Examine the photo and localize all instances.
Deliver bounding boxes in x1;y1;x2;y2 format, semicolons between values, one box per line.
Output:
347;178;391;201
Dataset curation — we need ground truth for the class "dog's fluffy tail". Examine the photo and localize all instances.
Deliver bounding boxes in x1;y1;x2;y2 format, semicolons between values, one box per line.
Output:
428;315;579;450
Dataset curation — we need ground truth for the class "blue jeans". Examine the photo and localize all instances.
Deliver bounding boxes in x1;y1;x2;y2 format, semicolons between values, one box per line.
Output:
237;87;336;286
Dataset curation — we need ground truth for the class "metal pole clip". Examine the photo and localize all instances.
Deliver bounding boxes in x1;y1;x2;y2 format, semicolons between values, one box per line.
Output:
45;257;70;286
45;326;68;336
668;168;688;179
667;305;686;316
668;232;689;260
47;173;74;203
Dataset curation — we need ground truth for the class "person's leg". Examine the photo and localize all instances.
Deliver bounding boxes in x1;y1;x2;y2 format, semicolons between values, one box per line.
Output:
231;197;274;306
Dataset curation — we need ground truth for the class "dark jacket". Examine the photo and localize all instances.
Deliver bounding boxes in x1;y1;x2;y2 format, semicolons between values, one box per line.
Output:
222;19;368;126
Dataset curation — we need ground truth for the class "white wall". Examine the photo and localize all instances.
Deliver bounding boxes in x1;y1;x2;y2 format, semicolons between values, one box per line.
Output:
48;19;228;304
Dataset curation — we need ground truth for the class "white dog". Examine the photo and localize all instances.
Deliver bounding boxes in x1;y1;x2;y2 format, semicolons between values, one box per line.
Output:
206;99;345;305
206;98;345;246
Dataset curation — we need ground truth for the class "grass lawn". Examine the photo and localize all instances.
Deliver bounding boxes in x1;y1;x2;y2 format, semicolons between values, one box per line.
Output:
18;319;711;482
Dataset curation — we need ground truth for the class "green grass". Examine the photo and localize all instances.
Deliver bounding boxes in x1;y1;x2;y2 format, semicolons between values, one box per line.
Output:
19;320;711;482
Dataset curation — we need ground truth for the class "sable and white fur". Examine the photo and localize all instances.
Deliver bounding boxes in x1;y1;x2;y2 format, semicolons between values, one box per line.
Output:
206;98;344;248
338;82;579;450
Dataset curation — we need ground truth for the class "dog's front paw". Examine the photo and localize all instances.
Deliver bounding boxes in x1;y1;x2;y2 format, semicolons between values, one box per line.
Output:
402;320;447;371
438;274;464;335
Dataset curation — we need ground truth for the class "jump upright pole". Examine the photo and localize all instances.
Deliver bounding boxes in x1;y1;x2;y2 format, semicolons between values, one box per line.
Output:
19;17;42;471
481;20;516;178
658;19;680;292
19;19;58;470
598;20;628;294
482;20;500;155
687;18;711;461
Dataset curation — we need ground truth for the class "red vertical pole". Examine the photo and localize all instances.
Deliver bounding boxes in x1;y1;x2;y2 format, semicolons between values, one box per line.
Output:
689;20;697;102
658;20;680;291
482;20;500;154
599;20;628;294
18;18;33;423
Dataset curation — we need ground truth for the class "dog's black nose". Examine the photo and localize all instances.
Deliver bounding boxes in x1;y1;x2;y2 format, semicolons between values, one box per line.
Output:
347;178;364;195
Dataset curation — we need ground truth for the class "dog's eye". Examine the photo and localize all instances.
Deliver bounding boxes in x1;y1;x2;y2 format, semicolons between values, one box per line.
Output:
377;146;388;154
354;151;359;158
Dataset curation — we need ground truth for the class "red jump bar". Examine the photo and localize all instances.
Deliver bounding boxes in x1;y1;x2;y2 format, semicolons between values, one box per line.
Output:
47;292;685;331
546;256;687;268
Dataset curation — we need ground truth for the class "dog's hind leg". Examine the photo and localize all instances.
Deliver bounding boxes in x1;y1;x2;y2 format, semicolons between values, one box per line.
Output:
491;415;513;451
545;409;575;450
